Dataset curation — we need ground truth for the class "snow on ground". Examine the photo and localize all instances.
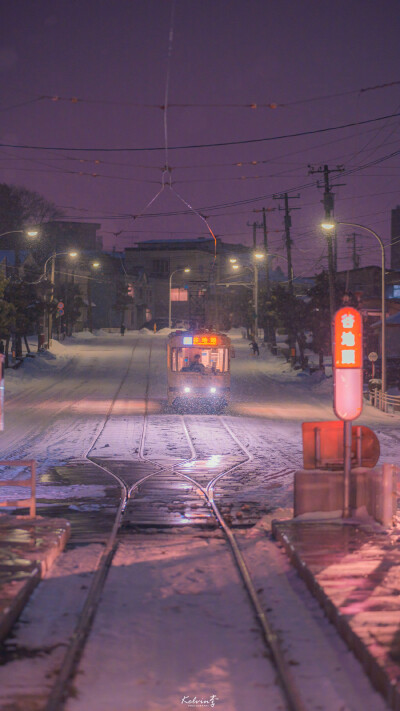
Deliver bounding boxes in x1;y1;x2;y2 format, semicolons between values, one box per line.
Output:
0;328;399;503
0;329;397;711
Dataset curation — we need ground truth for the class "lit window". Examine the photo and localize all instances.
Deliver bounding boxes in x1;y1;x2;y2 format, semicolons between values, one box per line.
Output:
170;288;188;302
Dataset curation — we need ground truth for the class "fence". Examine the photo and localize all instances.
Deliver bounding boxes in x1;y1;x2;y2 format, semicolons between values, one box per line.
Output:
0;460;36;517
367;388;400;414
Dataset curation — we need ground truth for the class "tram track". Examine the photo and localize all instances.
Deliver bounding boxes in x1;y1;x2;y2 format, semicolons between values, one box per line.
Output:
42;338;307;711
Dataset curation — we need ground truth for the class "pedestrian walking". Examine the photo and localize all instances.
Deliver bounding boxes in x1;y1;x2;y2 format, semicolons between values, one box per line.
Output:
249;340;259;356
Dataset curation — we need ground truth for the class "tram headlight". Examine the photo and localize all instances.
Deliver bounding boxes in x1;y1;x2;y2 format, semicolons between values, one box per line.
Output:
184;386;191;393
210;387;217;394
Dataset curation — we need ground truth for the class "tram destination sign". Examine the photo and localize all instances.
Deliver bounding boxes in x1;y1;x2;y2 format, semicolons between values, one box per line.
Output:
183;335;218;346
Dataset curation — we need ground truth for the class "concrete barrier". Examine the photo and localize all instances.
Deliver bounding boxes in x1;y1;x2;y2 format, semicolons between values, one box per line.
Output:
294;464;397;525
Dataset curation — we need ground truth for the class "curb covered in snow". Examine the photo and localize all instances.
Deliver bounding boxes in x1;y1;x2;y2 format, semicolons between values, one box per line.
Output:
272;518;400;711
0;515;70;642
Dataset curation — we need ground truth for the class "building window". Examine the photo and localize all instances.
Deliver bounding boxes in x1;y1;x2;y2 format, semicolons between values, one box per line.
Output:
170;288;188;302
152;259;169;274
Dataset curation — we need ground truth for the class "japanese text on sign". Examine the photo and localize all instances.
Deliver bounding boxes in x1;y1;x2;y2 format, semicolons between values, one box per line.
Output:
334;307;362;369
193;336;218;346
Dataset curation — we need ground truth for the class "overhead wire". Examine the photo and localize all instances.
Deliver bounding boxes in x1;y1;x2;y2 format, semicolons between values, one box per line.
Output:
1;77;399;112
1;110;400;153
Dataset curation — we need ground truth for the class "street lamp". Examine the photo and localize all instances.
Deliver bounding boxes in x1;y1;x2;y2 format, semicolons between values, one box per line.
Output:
43;251;78;347
87;262;101;333
169;268;190;329
0;228;39;239
321;219;386;393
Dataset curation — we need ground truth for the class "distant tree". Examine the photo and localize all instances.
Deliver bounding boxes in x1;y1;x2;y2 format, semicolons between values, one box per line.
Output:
56;283;84;337
4;274;44;357
0;183;62;260
267;284;310;367
0;272;16;367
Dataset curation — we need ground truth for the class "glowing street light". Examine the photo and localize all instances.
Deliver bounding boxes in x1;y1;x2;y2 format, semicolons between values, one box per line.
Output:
169;267;190;329
320;221;336;231
0;228;39;239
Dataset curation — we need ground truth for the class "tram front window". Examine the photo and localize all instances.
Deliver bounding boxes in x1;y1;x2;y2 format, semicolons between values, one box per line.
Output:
171;347;228;374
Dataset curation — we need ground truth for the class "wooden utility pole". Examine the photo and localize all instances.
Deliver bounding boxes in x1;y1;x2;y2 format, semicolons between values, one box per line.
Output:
273;193;300;295
346;232;361;269
246;220;263;339
308;164;345;321
273;193;300;365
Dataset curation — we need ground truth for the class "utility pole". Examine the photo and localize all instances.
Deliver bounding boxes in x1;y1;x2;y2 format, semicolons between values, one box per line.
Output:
346;232;361;270
273;193;300;296
48;254;56;348
308;164;345;322
273;193;300;365
246;219;263;339
252;207;276;344
87;277;93;333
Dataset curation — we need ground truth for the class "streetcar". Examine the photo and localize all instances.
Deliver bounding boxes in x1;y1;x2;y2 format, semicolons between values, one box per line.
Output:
167;330;231;412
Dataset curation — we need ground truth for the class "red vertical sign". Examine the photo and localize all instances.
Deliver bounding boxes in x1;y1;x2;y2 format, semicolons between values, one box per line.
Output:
333;307;363;421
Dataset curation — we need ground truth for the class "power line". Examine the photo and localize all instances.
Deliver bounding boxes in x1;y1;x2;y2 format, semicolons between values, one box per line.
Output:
2;78;399;112
1;111;400;153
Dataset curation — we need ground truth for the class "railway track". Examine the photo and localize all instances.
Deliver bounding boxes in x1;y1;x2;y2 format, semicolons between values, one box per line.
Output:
43;343;305;711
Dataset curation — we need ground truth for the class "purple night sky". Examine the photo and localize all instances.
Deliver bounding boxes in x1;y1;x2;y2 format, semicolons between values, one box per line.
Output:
1;0;399;277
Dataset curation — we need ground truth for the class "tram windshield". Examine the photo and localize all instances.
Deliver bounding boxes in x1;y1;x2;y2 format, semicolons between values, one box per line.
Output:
171;347;229;374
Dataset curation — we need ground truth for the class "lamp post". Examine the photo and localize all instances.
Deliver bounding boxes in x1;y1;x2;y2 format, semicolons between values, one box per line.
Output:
0;228;39;239
87;261;100;333
321;220;386;393
230;252;265;338
43;251;78;347
169;268;190;329
253;253;264;338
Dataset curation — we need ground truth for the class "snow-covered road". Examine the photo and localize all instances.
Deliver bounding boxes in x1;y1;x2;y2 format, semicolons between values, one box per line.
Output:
0;329;397;710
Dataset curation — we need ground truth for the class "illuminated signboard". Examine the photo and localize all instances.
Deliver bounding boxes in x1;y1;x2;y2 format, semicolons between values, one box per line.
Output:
333;307;363;421
334;307;362;369
193;335;218;346
183;336;193;345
